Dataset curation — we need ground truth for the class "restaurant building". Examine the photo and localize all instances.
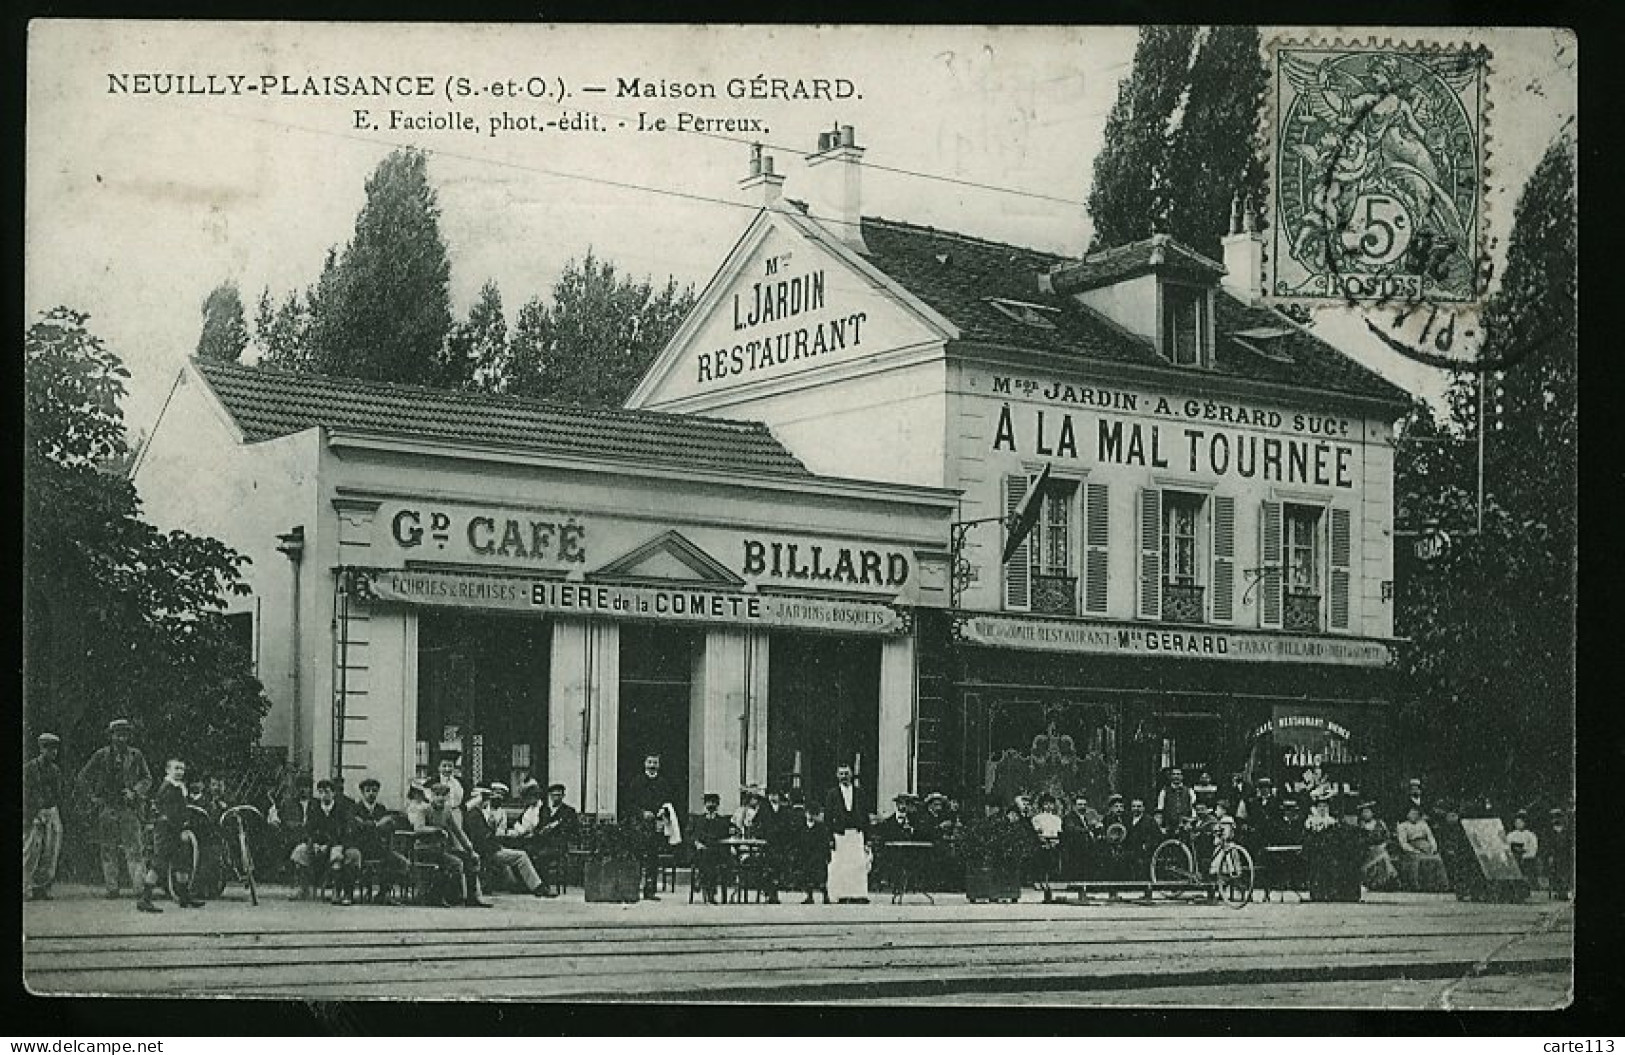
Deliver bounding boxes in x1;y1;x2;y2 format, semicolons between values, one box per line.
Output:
132;361;956;813
625;128;1414;805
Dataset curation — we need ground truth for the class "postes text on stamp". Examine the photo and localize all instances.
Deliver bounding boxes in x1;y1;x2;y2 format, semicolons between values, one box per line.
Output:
1266;42;1489;305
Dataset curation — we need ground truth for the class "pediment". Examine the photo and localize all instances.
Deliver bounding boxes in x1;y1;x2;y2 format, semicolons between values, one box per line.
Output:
591;530;745;588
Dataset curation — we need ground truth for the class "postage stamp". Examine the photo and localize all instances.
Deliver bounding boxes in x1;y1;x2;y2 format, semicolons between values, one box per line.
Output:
1265;40;1490;305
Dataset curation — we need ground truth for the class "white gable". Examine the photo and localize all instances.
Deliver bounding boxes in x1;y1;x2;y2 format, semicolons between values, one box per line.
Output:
629;210;952;411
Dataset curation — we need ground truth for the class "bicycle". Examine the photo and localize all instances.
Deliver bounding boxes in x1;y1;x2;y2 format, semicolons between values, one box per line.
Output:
1148;818;1256;909
219;804;264;905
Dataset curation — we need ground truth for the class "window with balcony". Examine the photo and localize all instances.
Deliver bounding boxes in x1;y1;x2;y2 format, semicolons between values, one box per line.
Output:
1029;480;1078;616
1161;490;1205;624
1284;504;1323;632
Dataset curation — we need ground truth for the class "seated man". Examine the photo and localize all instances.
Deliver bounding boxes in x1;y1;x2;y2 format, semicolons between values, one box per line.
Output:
463;786;550;898
512;782;579;893
691;792;732;904
353;777;410;904
416;782;491;907
272;779;314;895
304;778;363;906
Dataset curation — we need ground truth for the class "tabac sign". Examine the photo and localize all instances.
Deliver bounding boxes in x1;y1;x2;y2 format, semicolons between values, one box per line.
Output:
956;614;1394;667
364;569;909;635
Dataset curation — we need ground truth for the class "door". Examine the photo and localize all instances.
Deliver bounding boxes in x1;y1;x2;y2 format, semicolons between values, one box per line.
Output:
617;625;695;813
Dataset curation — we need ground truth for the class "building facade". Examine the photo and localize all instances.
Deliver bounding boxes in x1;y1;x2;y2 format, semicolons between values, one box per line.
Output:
626;129;1412;806
133;361;956;812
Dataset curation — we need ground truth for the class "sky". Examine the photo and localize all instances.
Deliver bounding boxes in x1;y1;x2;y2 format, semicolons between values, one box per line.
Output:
26;23;1576;439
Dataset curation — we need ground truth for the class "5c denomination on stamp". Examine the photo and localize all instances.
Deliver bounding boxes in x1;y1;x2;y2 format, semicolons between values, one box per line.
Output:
1265;40;1490;306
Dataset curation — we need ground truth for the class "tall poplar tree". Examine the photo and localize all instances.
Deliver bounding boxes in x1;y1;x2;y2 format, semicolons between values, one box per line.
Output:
1162;26;1269;257
1087;26;1269;256
305;149;454;384
1086;25;1196;250
195;281;250;363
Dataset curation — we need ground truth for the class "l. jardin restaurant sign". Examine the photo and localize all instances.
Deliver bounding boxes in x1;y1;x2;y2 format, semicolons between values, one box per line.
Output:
956;614;1393;668
362;569;909;635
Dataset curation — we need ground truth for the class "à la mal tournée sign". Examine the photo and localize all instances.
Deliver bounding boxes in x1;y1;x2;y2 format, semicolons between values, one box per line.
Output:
957;614;1393;667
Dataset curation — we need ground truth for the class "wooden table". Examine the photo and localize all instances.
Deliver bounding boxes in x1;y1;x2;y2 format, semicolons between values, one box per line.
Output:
718;838;770;903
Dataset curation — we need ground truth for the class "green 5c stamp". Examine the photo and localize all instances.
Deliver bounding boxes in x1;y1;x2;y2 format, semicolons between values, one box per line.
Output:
1267;42;1489;304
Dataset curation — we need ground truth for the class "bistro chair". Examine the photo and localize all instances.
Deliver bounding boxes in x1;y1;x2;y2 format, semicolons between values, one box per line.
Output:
392;828;452;906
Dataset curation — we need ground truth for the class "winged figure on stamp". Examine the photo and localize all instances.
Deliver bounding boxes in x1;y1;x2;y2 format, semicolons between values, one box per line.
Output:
1282;52;1476;279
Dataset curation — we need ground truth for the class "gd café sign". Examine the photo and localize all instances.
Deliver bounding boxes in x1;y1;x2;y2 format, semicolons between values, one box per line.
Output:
388;505;587;565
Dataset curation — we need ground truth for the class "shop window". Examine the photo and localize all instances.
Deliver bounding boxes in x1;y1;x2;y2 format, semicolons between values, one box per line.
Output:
1162;284;1208;367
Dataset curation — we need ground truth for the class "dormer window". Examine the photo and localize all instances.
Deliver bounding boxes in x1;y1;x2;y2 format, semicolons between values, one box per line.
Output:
988;297;1060;330
1161;283;1209;367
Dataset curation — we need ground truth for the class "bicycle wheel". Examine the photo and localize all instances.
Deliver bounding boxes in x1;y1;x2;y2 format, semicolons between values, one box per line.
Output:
1214;844;1255;908
169;831;201;900
223;806;262;906
1150;838;1197;888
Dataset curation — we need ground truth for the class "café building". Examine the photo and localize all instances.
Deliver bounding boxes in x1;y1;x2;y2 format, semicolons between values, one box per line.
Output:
132;360;956;813
625;128;1413;805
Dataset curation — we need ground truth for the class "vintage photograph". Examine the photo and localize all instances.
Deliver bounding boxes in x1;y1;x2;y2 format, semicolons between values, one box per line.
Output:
22;22;1576;1008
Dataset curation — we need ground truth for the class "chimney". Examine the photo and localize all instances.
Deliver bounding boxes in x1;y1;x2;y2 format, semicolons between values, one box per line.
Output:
739;142;786;208
1221;193;1264;302
804;122;868;253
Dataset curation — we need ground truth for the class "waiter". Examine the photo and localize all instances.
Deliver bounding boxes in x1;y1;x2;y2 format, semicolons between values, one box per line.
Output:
623;753;674;900
822;763;870;903
75;718;154;905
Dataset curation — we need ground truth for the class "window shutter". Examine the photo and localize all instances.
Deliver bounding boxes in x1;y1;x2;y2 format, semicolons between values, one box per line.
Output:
1137;488;1162;620
1003;473;1031;611
1211;494;1236;624
1259;500;1284;629
1329;506;1352;631
1084;482;1110;614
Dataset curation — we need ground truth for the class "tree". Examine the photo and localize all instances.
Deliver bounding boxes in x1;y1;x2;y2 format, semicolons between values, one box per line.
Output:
1086;26;1270;256
254;286;313;371
502;251;695;406
446;280;509;392
1161;26;1269;257
304;148;454;384
1392;140;1575;807
24;308;270;778
1086;25;1197;250
195;281;250;363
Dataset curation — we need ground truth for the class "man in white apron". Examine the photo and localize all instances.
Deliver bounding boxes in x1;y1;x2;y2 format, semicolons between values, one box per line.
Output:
822;764;870;903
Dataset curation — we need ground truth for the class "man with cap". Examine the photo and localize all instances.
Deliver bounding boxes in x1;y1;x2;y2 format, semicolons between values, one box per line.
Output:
417;781;491;907
514;783;578;894
75;718;154;902
793;800;834;904
692;792;732;904
1241;776;1283;851
24;733;65;900
303;778;362;905
462;786;550;897
352;778;410;903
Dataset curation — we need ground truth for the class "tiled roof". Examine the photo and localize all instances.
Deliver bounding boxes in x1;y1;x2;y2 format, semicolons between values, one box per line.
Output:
192;359;812;478
858;217;1412;406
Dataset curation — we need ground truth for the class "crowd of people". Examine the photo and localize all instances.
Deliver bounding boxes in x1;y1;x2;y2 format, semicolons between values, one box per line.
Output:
23;723;1574;909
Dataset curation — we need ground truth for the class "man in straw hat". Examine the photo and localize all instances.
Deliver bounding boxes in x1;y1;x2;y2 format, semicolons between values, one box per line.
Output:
75;718;155;905
24;733;65;900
